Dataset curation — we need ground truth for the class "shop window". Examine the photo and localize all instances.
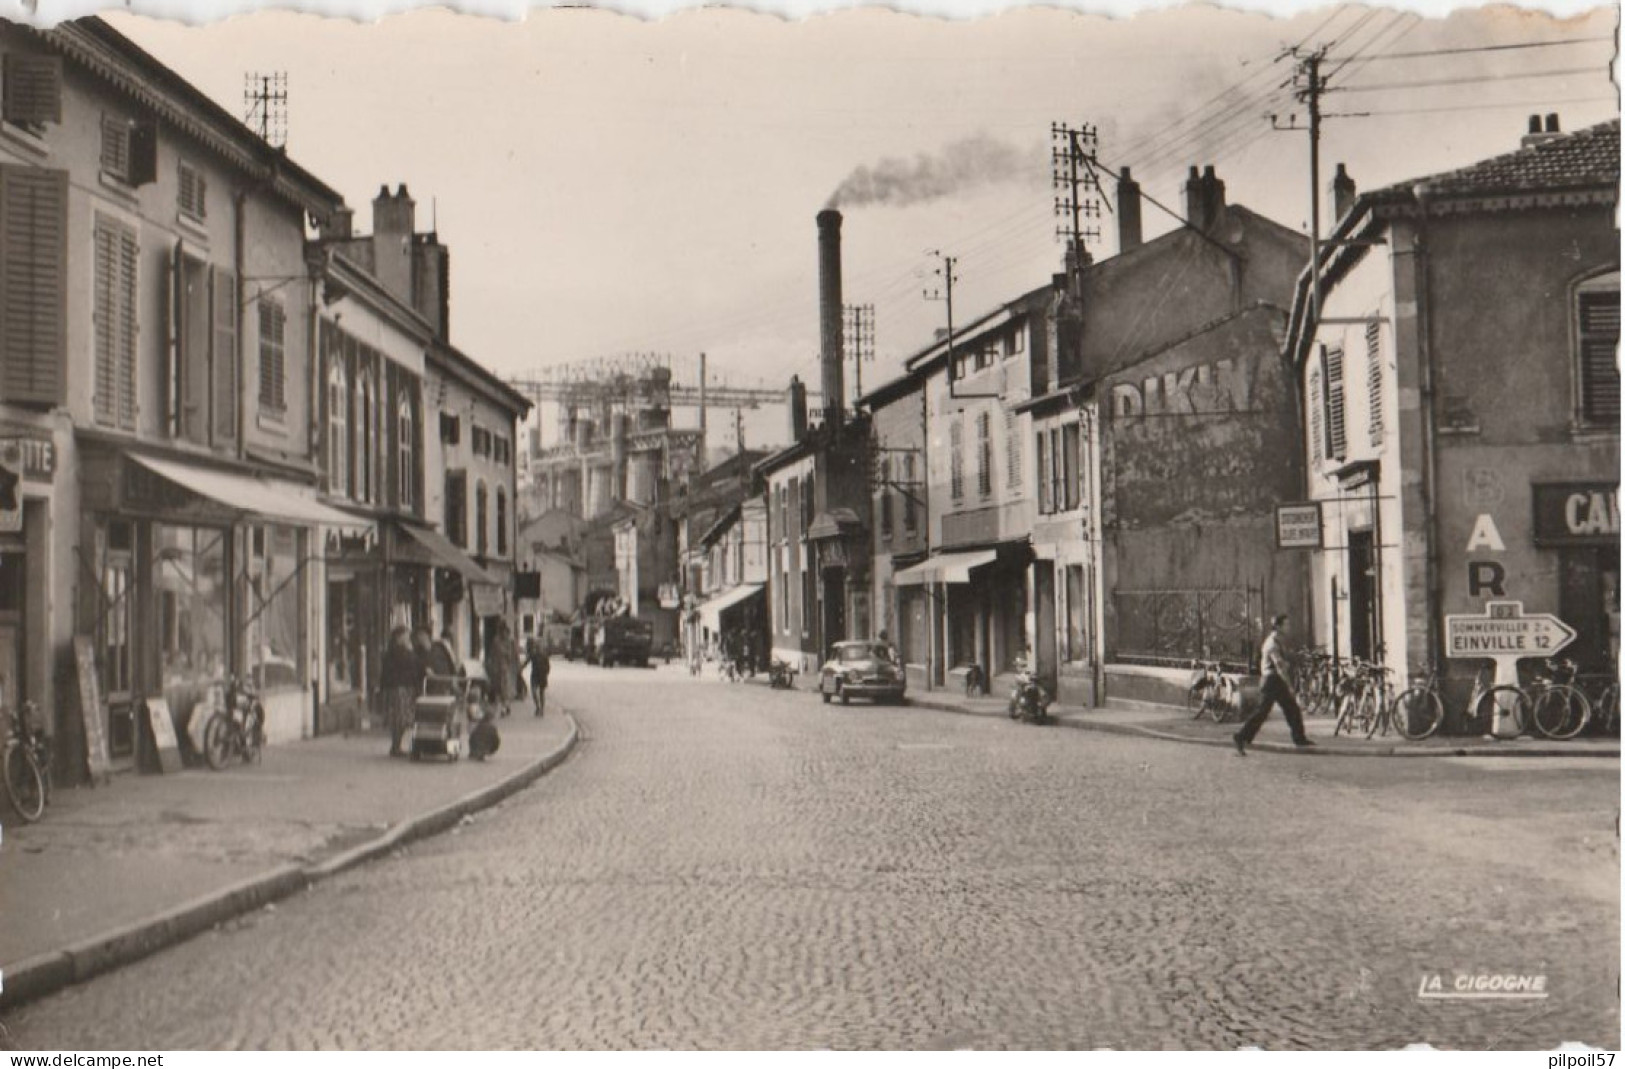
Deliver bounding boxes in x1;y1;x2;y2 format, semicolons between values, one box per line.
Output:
246;525;303;692
155;525;228;742
327;578;362;696
1576;272;1620;428
0;165;67;408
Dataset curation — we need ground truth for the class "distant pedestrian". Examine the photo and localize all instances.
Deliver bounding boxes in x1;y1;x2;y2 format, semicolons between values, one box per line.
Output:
524;637;551;716
1233;614;1315;755
485;619;516;712
379;626;423;757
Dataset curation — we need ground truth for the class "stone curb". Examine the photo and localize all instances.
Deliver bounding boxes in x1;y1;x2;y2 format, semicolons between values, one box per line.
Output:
903;698;1620;759
0;711;581;1014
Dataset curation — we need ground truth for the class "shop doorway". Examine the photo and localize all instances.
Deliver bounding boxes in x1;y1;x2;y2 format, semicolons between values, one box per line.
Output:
1560;547;1621;672
1347;529;1379;661
0;546;23;710
821;567;846;656
1033;562;1057;691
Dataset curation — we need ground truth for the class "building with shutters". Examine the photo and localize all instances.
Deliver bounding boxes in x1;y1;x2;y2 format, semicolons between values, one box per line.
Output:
0;18;363;774
1283;116;1620;713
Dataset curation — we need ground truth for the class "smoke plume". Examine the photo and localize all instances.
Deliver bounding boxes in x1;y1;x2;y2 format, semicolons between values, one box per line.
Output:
826;132;1042;210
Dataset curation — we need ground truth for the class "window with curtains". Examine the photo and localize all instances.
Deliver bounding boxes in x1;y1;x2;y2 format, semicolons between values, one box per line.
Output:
1576;272;1620;428
327;361;348;496
398;394;415;509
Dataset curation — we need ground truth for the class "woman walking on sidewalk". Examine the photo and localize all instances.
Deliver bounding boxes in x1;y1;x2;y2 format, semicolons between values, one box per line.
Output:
524;637;551;716
380;626;424;757
1233;614;1315;755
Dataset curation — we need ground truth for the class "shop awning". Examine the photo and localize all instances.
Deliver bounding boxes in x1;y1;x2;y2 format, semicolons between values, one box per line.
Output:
807;508;863;541
697;583;763;631
393;521;502;585
892;549;998;587
129;454;372;534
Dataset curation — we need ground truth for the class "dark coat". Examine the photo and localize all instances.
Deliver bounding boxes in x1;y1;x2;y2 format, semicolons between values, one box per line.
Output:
380;644;424;691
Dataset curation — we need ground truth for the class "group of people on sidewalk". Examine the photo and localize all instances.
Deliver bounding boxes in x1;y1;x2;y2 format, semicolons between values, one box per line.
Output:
376;620;552;759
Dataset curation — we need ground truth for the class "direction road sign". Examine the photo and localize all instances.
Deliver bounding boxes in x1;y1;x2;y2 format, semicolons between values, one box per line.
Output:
1445;600;1577;660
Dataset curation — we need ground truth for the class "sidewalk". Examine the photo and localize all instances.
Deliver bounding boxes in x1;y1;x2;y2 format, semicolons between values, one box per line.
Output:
0;700;577;1010
891;686;1623;759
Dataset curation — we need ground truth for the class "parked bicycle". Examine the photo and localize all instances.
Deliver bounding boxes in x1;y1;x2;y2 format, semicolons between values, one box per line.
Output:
1464;664;1524;737
1390;662;1447;741
1526;658;1592;740
1581;674;1620;737
1186;658;1241;724
203;675;265;770
3;698;50;823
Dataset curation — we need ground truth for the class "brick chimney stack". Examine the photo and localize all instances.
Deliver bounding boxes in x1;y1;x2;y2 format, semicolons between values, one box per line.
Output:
1331;163;1357;224
1117;166;1143;252
816;210;845;432
372;183;415;306
1183;165;1227;232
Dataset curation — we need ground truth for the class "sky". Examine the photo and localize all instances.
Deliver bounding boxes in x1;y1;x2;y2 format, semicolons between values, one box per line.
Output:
81;1;1620;450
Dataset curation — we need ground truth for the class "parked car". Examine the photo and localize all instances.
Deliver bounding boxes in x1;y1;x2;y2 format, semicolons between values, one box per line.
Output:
819;640;906;705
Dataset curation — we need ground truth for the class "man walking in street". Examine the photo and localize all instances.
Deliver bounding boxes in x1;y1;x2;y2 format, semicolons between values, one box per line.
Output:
1233;613;1315;755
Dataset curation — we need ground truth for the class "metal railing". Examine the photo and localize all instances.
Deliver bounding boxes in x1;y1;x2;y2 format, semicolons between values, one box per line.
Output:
1110;586;1259;672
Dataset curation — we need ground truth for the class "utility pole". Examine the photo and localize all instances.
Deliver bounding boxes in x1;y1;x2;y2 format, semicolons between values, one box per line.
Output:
1050;122;1104;262
697;351;708;474
926;251;998;401
843;303;875;406
1272;46;1330;329
734;406;745;454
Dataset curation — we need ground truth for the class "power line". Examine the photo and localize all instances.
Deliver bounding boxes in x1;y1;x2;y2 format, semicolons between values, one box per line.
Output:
1337;35;1614;61
1341;94;1618;118
1329;66;1605;93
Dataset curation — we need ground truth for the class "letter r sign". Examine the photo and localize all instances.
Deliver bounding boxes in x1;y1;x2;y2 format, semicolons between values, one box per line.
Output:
1468;560;1507;598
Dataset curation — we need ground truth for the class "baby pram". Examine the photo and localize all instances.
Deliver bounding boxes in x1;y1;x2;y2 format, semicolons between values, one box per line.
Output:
410;672;470;761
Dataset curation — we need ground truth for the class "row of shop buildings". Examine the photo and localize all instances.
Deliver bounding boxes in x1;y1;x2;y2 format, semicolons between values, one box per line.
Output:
736;117;1617;713
0;18;529;780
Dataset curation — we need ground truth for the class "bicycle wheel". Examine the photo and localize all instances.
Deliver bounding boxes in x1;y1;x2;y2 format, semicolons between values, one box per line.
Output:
1532;685;1590;740
1186;679;1210;718
203;712;234;771
1332;691;1357;736
1393;687;1444;741
1364;690;1389;739
244;703;266;763
4;740;45;822
1473;686;1530;737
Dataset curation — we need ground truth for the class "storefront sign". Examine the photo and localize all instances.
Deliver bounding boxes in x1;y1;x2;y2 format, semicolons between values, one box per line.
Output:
1532;482;1619;546
0;435;54;481
1275;504;1322;549
471;582;504;618
143;697;184;774
74;636;112;783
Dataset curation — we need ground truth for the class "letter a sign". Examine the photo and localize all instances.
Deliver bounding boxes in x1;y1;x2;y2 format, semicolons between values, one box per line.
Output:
1465;513;1505;553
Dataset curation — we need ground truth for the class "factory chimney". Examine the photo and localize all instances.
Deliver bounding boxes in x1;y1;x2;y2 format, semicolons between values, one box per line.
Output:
817;209;846;432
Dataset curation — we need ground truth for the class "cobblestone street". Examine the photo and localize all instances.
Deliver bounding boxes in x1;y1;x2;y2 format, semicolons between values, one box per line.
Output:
3;662;1617;1050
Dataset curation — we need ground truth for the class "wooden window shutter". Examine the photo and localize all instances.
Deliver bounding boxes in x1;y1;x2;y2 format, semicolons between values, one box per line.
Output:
1365;322;1383;448
2;53;62;126
115;226;137;429
1322;344;1346;460
1005;407;1021;490
1308;365;1323;466
213;269;237;443
411;377;424;516
1035;430;1050;514
1579;289;1620;425
0;165;66;407
162;245;180;438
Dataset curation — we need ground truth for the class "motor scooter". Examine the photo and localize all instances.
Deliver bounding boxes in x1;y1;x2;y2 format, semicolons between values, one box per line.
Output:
1007;660;1051;724
769;658;797;689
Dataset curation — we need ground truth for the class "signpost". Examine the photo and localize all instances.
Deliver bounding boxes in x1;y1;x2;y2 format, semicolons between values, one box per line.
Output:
1445;601;1577;737
1275;503;1322;549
